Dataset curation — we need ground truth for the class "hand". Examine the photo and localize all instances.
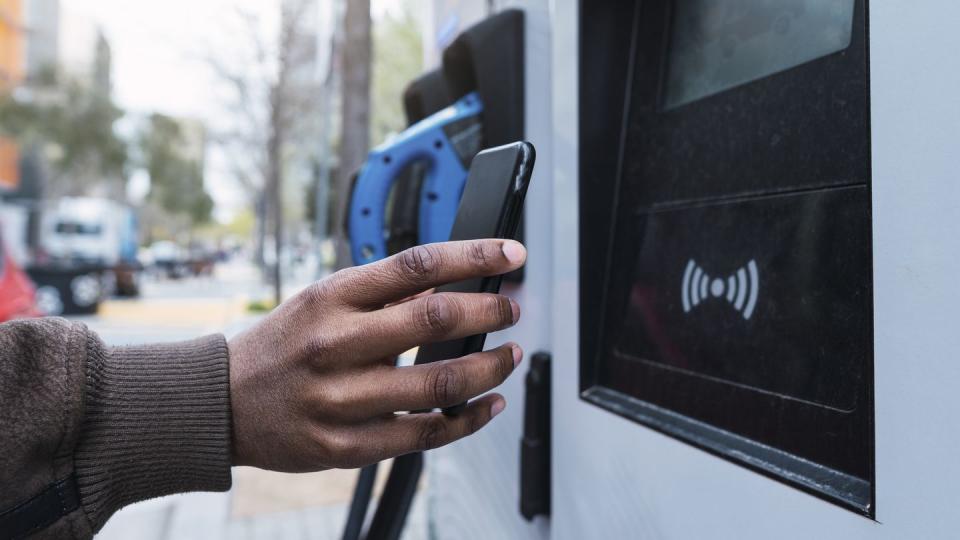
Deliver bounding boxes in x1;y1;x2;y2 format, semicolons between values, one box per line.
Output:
228;239;527;472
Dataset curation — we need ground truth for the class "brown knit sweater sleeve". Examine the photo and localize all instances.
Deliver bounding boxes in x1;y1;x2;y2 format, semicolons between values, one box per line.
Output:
0;318;232;539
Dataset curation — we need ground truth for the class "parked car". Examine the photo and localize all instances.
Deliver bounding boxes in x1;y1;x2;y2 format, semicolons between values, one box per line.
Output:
149;240;188;279
0;224;41;322
186;243;217;277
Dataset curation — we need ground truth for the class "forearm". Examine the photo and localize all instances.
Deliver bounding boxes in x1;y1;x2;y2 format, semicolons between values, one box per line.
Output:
0;319;233;539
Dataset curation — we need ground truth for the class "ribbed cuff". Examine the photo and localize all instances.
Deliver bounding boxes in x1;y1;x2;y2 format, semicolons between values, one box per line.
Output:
74;333;233;532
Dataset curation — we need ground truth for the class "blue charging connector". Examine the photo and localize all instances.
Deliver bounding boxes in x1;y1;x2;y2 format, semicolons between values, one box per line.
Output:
348;92;483;265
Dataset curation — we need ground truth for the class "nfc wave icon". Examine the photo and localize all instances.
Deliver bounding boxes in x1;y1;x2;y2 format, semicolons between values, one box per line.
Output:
681;259;759;320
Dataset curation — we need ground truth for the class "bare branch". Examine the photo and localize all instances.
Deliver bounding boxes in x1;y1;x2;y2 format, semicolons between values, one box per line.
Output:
202;0;329;302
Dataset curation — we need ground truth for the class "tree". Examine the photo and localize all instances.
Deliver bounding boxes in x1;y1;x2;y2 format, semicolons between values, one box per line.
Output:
205;0;320;305
0;72;127;198
371;6;423;145
333;0;371;269
139;114;213;228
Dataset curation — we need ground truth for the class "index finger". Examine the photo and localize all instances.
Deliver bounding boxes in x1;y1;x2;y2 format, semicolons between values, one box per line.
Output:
332;239;527;308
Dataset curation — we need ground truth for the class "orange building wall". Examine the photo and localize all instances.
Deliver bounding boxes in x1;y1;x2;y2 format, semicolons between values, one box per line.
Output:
0;0;22;190
0;139;17;190
0;0;23;85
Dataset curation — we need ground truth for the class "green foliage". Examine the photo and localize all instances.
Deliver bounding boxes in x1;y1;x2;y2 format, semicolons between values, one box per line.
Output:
371;4;424;146
246;298;277;313
0;75;127;195
193;208;255;241
140;114;213;225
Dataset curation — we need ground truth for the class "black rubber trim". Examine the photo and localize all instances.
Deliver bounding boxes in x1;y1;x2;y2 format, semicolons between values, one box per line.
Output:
0;474;80;540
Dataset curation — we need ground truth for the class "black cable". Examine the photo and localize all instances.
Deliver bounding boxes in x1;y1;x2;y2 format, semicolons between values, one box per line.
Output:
341;463;378;540
363;453;423;540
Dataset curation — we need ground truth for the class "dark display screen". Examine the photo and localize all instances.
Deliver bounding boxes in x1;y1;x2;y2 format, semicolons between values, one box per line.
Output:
665;0;855;108
579;0;873;514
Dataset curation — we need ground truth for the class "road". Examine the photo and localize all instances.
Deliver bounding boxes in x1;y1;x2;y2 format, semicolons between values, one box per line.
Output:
72;261;427;540
76;261;268;345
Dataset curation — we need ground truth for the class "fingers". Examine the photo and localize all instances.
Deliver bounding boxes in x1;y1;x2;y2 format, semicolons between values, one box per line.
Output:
324;344;521;420
330;240;527;308
344;394;506;466
384;288;435;308
350;292;519;360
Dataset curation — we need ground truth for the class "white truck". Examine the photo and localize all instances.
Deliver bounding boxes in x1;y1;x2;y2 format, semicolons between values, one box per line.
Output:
38;197;141;300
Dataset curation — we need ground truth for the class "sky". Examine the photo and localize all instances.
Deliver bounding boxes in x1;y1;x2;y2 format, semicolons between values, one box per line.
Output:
61;0;411;222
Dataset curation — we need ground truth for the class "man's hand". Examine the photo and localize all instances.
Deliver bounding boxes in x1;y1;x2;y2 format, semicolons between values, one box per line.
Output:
228;239;527;472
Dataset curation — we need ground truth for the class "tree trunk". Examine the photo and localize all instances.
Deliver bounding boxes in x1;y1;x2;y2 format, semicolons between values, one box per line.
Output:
267;122;283;306
334;0;371;269
254;193;266;268
265;3;296;307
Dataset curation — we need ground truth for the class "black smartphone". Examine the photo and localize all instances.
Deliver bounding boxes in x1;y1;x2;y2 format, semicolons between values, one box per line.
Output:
414;141;536;415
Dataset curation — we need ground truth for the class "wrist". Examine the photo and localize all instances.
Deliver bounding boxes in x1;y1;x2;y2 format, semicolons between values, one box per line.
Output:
74;332;233;532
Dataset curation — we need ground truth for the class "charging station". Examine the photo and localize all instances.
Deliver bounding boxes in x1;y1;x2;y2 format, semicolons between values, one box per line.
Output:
346;1;960;538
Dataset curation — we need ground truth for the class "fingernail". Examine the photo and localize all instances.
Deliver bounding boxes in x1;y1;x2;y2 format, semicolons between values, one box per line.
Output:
502;241;526;265
512;344;523;367
510;299;520;324
490;398;506;418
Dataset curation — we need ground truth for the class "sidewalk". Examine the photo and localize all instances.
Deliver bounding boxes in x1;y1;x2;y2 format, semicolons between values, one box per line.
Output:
94;469;428;540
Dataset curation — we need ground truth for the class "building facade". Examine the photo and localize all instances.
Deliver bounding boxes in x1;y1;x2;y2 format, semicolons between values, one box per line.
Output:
0;0;23;191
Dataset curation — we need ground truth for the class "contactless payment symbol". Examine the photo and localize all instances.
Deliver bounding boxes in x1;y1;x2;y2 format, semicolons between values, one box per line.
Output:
681;259;759;320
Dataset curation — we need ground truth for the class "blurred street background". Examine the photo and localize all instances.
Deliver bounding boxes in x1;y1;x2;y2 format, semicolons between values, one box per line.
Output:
0;0;475;537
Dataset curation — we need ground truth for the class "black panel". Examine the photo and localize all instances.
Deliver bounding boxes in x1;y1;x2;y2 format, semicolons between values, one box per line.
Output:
625;0;868;209
602;188;873;481
609;189;871;413
579;0;874;515
442;9;525;148
402;69;451;123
